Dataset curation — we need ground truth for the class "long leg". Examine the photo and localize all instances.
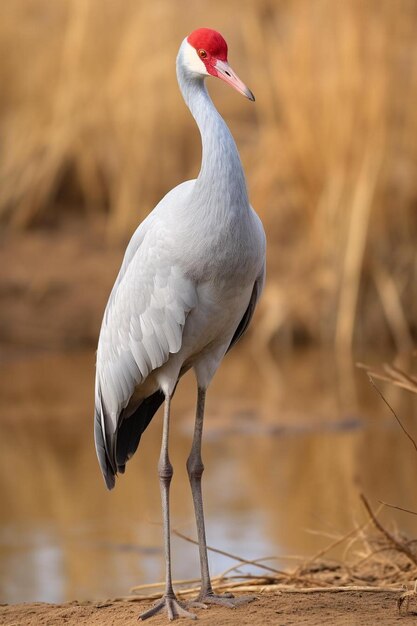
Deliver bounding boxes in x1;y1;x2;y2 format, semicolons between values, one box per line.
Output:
186;387;255;609
186;388;212;595
140;395;196;621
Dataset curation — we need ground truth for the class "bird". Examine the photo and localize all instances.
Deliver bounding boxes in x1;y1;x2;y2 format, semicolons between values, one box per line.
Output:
94;27;266;621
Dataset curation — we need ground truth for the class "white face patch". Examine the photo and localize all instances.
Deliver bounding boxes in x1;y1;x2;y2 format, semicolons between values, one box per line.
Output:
180;40;209;76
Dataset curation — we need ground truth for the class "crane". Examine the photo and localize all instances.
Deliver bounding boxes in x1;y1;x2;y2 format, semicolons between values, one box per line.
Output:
94;27;266;621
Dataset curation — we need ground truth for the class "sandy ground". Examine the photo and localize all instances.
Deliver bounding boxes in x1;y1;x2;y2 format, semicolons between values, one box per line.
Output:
1;591;416;625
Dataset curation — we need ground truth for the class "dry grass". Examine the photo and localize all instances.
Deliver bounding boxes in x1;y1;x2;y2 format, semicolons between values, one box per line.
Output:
120;494;417;604
358;356;417;395
0;0;416;352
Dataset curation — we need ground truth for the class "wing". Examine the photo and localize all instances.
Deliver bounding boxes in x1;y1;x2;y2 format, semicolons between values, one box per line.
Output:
227;265;265;352
94;220;197;488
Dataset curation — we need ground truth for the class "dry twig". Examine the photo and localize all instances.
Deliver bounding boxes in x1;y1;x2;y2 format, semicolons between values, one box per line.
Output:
364;373;417;454
398;579;417;615
172;529;289;578
377;500;417;518
357;362;417;395
360;494;417;569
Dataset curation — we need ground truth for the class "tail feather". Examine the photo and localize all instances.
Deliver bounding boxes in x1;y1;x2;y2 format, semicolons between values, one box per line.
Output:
94;389;164;490
94;403;116;490
115;390;164;470
94;368;188;490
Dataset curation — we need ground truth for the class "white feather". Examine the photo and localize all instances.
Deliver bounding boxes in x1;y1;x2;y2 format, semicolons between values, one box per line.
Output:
181;39;209;76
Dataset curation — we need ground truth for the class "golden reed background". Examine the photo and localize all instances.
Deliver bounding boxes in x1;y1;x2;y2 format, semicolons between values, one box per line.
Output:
0;0;416;353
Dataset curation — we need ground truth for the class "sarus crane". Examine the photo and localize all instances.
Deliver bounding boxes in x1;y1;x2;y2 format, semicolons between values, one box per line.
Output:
94;27;266;620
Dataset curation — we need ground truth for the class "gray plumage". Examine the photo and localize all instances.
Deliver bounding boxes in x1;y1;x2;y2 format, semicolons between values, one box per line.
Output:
94;28;265;619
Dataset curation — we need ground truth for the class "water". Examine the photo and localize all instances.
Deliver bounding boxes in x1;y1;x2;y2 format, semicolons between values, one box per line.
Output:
0;347;416;603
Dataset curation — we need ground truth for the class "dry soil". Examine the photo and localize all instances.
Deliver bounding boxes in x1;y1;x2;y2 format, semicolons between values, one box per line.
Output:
1;591;417;626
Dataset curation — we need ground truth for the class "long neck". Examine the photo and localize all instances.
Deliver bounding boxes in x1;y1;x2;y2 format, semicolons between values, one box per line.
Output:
177;59;249;212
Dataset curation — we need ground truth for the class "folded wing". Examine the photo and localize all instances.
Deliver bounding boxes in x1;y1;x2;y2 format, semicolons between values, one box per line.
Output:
94;224;197;488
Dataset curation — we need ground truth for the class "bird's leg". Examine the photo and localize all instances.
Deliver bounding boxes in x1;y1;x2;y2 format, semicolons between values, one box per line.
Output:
186;387;255;610
139;395;196;621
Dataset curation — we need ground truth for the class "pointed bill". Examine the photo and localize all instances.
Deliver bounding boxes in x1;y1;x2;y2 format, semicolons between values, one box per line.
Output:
214;59;255;101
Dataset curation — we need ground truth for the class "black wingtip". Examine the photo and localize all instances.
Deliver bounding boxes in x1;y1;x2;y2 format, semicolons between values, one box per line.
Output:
94;401;117;490
104;471;116;490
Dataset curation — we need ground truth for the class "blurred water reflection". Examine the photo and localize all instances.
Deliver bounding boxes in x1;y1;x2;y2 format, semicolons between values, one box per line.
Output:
0;347;416;603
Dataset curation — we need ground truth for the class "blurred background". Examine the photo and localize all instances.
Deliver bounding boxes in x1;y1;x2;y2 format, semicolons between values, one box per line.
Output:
0;0;416;605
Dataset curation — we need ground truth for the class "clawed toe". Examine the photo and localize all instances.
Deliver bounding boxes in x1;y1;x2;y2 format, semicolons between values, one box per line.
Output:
188;591;256;610
139;594;197;621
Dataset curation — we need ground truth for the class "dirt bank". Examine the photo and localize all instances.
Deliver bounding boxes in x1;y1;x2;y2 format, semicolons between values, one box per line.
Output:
1;591;415;625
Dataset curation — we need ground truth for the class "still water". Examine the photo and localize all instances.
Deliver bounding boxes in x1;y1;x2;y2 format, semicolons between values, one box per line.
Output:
0;346;416;603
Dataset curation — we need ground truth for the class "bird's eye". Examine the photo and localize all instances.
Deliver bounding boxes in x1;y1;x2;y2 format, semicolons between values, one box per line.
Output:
198;49;208;59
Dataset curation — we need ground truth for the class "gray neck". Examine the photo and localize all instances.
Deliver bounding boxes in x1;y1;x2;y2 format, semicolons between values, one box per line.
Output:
176;56;249;212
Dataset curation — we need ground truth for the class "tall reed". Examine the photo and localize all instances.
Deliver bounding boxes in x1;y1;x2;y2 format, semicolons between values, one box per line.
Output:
0;0;416;352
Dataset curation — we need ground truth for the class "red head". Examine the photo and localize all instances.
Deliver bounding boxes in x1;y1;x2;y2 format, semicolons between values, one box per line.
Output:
187;28;228;66
184;28;255;101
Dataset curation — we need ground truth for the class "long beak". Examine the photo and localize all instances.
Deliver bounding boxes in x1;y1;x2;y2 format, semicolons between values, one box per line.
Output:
214;59;255;102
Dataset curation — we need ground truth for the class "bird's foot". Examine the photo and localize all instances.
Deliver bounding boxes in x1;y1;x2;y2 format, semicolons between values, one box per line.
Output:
188;590;256;610
139;594;197;621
